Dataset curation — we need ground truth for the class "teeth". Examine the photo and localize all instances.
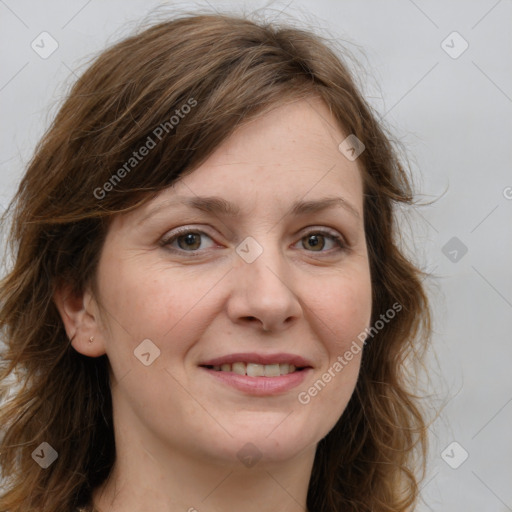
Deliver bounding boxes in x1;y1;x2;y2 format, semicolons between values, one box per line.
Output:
247;363;265;377
279;363;289;375
211;362;300;376
232;362;245;375
264;364;281;377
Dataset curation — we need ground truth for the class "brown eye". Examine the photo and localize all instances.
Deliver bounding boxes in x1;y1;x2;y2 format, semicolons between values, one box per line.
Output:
299;231;344;253
177;232;202;250
302;234;326;251
162;230;216;253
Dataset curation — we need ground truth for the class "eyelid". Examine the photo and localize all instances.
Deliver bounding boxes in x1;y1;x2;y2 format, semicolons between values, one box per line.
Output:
296;225;346;243
160;225;348;255
159;225;217;252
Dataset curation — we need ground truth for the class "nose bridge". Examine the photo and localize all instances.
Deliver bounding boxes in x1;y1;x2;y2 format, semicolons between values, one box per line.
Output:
237;232;286;293
229;232;301;331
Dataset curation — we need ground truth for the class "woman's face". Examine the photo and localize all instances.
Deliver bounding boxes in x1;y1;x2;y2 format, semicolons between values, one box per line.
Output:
87;97;372;467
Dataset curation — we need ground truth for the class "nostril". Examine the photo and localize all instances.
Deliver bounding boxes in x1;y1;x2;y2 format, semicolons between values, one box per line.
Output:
244;316;262;326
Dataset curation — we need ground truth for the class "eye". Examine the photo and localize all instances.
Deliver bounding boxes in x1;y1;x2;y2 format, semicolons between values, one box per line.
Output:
161;229;216;253
296;230;346;253
161;227;347;256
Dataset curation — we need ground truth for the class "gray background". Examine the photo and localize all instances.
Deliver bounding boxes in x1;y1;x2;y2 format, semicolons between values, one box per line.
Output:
1;1;511;510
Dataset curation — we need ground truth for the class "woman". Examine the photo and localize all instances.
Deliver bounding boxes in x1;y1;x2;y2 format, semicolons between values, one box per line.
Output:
0;12;431;512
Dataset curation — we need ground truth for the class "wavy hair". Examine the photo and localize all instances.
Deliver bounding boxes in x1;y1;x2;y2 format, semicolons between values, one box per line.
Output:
0;12;431;512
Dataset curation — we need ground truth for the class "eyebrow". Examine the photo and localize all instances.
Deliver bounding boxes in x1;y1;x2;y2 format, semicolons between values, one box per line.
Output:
139;194;361;224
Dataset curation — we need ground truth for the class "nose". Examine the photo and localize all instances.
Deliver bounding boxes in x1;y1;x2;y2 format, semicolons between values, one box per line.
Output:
226;241;302;333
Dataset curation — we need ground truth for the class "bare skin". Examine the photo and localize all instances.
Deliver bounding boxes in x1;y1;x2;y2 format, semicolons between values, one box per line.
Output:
55;97;372;512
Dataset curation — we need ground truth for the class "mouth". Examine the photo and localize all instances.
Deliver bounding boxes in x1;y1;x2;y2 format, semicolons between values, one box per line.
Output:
202;362;306;377
198;353;313;395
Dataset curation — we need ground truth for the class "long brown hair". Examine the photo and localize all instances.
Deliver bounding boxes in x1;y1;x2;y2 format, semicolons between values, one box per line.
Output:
0;12;431;512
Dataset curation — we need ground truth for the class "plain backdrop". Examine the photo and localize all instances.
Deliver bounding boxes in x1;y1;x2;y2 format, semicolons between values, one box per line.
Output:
1;1;511;510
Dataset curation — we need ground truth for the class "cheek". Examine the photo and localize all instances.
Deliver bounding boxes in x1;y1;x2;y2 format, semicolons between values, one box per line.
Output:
317;269;373;350
96;254;223;359
300;270;371;424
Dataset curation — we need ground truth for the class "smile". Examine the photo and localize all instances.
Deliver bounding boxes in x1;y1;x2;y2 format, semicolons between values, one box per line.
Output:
199;353;313;395
204;362;303;377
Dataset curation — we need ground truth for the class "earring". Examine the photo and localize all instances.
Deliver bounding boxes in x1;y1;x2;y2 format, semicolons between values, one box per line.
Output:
88;336;94;344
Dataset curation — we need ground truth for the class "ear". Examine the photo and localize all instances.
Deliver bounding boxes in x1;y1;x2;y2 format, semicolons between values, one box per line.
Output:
53;282;107;358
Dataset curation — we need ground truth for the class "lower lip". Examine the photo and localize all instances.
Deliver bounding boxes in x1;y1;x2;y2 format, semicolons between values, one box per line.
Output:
201;367;311;395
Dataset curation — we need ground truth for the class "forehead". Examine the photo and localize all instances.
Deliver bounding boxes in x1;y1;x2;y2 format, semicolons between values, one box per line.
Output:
121;97;365;227
176;98;362;203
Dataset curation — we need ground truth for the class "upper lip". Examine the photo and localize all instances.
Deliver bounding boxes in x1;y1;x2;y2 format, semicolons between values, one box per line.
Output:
199;352;313;368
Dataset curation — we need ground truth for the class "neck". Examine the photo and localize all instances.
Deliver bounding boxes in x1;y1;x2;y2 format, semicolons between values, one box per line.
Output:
92;408;315;512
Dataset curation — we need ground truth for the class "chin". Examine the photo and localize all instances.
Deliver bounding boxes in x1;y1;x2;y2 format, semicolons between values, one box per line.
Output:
210;420;320;467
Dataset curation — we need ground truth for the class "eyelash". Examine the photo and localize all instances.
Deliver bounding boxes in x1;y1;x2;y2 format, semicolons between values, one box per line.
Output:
160;226;348;256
